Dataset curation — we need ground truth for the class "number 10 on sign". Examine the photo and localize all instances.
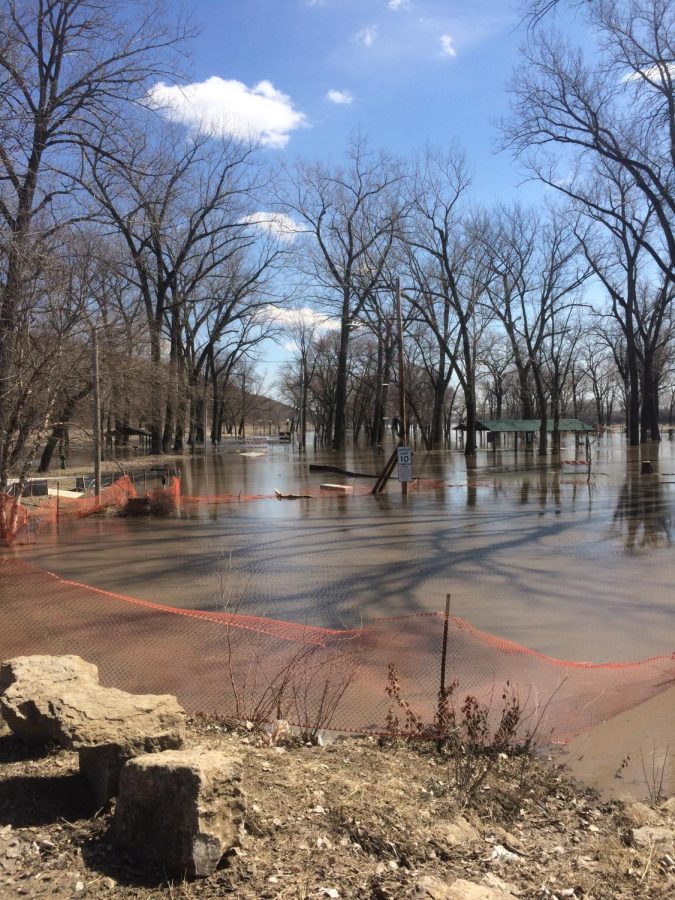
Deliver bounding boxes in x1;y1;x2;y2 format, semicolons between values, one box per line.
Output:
397;447;412;482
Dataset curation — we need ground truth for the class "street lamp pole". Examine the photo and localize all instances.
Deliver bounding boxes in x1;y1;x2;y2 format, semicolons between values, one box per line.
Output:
372;276;409;496
395;276;408;497
91;327;101;503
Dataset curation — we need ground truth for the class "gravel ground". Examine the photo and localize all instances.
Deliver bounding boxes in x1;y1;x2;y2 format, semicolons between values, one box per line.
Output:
1;715;674;899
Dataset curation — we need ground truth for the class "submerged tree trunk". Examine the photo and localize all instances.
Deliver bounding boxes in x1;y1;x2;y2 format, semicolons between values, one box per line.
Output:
641;359;661;443
38;386;91;472
464;385;477;456
333;296;351;451
533;368;547;456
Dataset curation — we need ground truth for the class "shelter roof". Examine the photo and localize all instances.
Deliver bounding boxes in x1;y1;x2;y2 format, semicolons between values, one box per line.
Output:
455;418;595;433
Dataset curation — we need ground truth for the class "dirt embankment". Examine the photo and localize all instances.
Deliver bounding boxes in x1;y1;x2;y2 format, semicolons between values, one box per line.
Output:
1;717;674;899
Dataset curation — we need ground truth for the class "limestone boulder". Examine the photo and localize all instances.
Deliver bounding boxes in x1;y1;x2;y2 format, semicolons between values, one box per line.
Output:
413;876;454;899
624;801;662;828
112;749;245;878
0;655;185;803
0;656;99;744
447;881;518;899
432;814;481;849
413;877;518;900
632;825;675;850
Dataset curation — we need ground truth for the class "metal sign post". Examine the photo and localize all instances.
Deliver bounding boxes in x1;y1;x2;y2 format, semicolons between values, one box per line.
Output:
397;446;412;483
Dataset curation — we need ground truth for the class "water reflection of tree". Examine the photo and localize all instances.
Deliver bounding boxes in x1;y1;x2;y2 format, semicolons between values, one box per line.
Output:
611;472;672;551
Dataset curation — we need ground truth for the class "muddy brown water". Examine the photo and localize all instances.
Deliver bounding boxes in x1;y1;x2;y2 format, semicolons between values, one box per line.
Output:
7;430;675;798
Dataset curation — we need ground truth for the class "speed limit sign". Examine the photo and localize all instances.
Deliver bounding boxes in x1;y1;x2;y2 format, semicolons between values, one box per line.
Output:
397;446;412;482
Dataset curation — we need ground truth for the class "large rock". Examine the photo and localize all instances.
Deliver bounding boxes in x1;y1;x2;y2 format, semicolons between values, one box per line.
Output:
112;749;245;878
432;814;481;848
624;801;662;828
413;878;518;900
632;825;675;850
0;656;99;744
413;876;454;899
0;655;185;803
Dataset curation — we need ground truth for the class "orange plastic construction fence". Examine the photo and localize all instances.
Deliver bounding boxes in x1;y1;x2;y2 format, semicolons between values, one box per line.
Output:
1;558;674;744
2;474;528;544
1;474;180;544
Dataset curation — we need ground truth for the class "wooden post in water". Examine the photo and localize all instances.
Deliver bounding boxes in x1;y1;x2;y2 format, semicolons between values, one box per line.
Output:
437;592;452;751
440;592;451;699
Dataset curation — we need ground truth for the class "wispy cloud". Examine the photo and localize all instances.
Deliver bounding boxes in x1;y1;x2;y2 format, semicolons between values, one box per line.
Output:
388;0;406;9
622;62;675;83
439;34;456;57
147;77;307;148
243;212;302;241
265;306;341;332
355;25;377;47
327;88;353;105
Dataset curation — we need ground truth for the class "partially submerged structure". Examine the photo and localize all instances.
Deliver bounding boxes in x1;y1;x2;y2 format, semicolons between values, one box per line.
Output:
455;418;595;450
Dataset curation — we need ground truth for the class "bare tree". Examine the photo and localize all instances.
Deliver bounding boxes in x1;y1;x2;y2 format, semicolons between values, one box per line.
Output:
0;230;92;537
403;148;490;455
285;136;404;450
479;205;589;454
0;0;187;520
84;127;276;453
505;1;675;298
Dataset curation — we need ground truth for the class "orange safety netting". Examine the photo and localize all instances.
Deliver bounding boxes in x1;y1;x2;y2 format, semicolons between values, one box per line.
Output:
146;476;181;505
1;474;175;543
0;495;29;544
1;557;674;744
4;475;489;542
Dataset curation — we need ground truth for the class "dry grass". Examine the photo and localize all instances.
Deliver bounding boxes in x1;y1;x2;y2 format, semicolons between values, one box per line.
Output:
1;716;675;898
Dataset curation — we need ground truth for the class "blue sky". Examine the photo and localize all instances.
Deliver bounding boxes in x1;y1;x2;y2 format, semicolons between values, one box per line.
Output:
161;0;546;204
155;0;583;388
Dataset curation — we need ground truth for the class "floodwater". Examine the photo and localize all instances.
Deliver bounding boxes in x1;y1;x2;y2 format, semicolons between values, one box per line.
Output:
10;430;675;663
8;430;675;798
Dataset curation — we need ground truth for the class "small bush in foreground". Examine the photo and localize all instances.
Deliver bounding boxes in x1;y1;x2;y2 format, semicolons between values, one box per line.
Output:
383;663;528;799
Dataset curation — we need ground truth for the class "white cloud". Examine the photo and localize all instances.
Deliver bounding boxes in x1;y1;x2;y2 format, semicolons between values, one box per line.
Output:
147;77;307;148
622;62;675;83
440;34;456;57
388;0;405;9
243;212;302;241
327;89;353;105
355;25;377;47
264;306;341;332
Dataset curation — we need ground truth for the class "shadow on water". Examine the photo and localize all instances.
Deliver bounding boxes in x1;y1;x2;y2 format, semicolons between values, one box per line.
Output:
9;431;675;662
611;463;672;551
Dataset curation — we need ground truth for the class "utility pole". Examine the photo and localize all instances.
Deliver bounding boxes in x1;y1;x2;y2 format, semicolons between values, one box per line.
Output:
91;327;101;503
395;275;408;497
300;363;307;453
372;276;410;496
203;383;208;456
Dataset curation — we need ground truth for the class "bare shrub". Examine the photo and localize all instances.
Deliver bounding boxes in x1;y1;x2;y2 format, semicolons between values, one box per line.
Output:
383;664;526;799
216;552;356;734
640;742;670;807
289;640;359;744
147;490;176;516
